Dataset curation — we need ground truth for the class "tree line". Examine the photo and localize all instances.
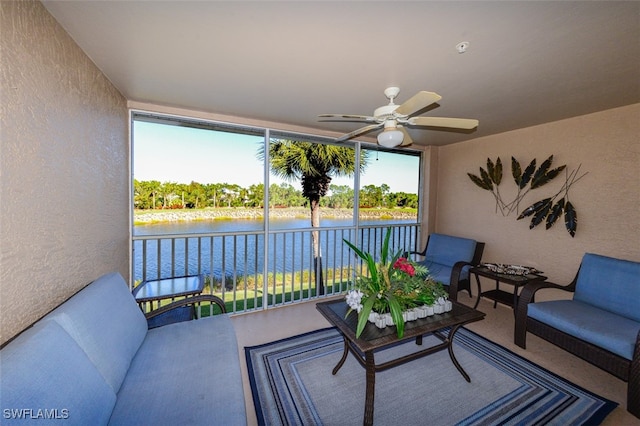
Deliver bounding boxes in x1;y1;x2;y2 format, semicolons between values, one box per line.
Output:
133;179;418;210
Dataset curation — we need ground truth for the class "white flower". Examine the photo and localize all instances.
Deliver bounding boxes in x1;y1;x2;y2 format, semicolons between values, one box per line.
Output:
345;289;364;313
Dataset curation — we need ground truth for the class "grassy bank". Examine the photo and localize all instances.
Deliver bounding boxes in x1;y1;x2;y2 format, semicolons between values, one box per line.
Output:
136;268;355;315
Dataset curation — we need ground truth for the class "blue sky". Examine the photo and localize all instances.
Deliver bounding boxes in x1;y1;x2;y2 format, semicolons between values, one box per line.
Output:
133;121;420;193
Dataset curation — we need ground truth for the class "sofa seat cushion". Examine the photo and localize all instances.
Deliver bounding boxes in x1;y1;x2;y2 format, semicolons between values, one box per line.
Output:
45;272;148;393
0;320;116;425
109;315;246;426
528;299;640;360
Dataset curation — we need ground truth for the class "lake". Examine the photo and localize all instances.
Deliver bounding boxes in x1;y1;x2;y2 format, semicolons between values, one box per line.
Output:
133;218;418;281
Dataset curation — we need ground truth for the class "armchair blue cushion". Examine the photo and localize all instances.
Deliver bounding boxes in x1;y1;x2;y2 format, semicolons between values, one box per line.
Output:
515;253;640;418
411;233;484;299
573;253;640;323
424;234;478;284
528;299;640;360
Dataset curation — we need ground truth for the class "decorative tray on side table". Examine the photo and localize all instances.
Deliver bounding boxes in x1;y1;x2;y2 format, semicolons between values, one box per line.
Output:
471;264;546;311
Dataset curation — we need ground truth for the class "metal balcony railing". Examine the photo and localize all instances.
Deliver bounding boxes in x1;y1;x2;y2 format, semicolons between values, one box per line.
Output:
132;223;420;314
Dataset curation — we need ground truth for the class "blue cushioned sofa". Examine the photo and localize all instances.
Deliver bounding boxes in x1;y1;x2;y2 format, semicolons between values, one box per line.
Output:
515;253;640;418
410;233;484;300
0;272;247;425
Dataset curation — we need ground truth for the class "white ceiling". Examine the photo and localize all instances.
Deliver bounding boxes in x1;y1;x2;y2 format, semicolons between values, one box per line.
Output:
42;1;640;147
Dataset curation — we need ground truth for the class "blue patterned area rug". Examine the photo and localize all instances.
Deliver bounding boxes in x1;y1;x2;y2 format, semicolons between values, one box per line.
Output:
245;327;617;426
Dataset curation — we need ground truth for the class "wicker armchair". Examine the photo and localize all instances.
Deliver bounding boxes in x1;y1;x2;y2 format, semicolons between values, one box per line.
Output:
515;254;640;418
409;233;484;301
145;294;227;329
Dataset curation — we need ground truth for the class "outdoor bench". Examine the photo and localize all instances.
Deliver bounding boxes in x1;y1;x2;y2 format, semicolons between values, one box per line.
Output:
515;253;640;418
0;272;246;425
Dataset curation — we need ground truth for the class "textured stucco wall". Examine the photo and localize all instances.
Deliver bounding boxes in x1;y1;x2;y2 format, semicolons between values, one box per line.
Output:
1;1;129;345
435;104;640;296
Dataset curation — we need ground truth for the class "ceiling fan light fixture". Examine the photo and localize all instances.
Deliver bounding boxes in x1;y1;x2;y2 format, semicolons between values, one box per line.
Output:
377;129;403;148
323;87;476;145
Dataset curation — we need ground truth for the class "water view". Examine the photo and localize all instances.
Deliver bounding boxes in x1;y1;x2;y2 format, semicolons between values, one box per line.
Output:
133;218;418;282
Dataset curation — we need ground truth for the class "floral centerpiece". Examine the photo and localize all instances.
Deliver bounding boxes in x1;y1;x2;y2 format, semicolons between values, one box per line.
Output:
344;227;449;339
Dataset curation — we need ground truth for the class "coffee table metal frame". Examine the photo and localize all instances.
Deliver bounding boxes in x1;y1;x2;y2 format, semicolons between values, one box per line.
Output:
316;299;485;426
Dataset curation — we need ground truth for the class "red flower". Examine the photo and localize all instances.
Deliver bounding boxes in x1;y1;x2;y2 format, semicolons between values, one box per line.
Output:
393;257;415;277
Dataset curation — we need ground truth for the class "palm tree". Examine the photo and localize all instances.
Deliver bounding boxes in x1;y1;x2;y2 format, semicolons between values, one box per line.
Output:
260;140;369;295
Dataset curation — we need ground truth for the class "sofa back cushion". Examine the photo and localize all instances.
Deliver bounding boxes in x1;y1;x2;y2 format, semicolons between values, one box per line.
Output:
46;272;148;393
573;253;640;322
0;320;116;424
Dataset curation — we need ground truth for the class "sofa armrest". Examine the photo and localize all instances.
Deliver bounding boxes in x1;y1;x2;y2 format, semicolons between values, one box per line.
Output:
514;279;575;348
145;294;227;323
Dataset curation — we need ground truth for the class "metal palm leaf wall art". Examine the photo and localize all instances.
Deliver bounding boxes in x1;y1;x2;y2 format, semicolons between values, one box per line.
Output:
467;155;588;237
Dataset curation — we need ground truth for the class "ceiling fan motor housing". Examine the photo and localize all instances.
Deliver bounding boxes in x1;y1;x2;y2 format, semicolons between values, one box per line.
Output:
374;104;400;119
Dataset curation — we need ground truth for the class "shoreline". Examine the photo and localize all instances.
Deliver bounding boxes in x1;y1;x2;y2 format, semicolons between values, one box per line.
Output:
133;207;417;224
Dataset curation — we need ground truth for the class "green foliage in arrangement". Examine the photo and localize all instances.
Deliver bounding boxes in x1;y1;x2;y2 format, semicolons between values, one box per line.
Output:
343;227;447;339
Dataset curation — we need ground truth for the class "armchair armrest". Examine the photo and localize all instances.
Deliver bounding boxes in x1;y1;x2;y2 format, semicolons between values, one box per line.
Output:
408;247;427;257
447;260;474;301
145;294;227;321
631;329;640;417
514;279;575;348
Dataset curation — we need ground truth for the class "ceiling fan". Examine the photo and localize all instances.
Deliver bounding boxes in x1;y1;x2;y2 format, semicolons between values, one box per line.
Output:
319;87;479;147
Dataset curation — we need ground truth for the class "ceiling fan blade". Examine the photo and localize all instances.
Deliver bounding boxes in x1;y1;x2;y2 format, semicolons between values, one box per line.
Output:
408;116;479;130
394;91;442;117
318;114;376;122
335;123;382;142
398;126;413;146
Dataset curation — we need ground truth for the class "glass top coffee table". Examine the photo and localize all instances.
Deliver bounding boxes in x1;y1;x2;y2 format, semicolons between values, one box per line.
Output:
316;299;485;426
